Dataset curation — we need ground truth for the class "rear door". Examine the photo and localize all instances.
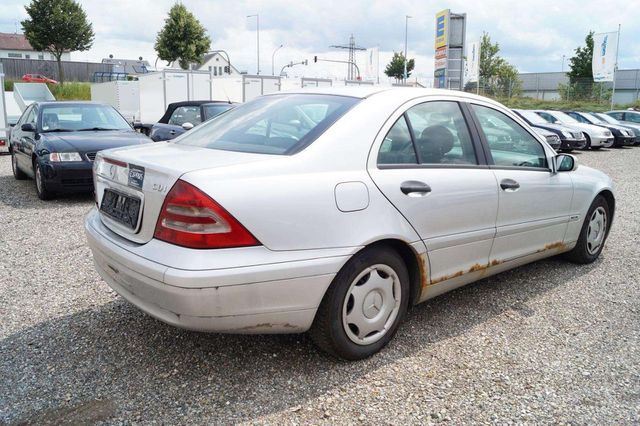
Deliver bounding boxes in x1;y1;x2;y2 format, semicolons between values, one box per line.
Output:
468;102;573;262
368;97;499;284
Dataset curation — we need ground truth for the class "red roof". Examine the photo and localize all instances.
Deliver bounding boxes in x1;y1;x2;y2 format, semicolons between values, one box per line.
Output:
0;32;35;51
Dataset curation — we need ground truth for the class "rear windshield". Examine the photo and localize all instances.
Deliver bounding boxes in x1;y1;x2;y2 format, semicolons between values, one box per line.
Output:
174;94;360;154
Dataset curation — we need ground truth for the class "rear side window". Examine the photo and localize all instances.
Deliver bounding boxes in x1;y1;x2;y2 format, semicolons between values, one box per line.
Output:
472;104;547;169
377;117;417;164
169;106;202;126
176;94;360;155
406;102;477;165
625;112;640;123
377;101;478;166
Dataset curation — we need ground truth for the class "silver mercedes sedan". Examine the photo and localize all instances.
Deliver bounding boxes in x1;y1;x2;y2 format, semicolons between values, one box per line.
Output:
85;87;615;360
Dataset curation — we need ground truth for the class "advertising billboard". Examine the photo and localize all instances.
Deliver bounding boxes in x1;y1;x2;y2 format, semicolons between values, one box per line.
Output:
435;10;448;49
464;40;480;83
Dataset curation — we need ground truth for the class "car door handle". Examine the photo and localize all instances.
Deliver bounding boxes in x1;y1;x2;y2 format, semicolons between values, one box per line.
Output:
400;180;432;196
500;179;520;191
169;130;176;135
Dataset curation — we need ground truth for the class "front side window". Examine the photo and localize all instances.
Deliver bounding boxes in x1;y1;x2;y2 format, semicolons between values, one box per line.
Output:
175;94;359;155
168;106;202;126
472;105;547;169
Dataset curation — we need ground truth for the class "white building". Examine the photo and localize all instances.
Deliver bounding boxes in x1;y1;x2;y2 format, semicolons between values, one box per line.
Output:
0;32;71;61
167;52;241;76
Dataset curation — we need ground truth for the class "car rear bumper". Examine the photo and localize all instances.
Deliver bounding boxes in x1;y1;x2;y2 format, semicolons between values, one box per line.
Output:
42;161;94;192
84;208;349;333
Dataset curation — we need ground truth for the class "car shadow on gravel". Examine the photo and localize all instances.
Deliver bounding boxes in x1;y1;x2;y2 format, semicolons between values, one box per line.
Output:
1;255;603;424
0;173;94;209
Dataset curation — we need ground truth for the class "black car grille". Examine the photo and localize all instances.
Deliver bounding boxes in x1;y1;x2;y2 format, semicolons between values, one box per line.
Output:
86;152;97;161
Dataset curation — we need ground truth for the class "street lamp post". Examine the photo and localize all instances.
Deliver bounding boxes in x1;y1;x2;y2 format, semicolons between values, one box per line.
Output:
562;54;565;73
404;15;411;83
272;44;283;76
247;14;260;75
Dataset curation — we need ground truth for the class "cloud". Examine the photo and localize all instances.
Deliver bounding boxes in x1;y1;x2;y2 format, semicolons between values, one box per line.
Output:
1;0;639;83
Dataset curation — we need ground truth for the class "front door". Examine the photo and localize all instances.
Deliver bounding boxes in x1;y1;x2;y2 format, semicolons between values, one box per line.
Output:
368;98;499;284
469;102;573;263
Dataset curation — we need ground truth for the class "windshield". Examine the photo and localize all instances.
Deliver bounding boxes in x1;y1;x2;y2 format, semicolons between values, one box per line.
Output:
583;113;605;124
549;111;579;124
203;104;234;120
519;110;548;124
40;104;131;132
595;113;618;124
175;94;360;155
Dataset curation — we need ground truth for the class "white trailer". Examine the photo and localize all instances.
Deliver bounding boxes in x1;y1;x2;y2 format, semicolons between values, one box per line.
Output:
90;80;140;122
13;83;55;111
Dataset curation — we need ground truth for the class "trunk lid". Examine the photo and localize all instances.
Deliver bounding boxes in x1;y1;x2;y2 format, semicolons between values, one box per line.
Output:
94;142;273;244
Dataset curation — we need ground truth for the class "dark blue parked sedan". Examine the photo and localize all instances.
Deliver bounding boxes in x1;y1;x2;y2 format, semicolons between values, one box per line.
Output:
9;102;151;200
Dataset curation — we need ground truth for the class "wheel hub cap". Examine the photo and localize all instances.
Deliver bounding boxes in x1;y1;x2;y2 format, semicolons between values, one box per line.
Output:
586;207;607;255
342;264;401;346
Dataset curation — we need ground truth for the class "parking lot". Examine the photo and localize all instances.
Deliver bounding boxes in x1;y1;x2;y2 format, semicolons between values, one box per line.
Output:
0;147;639;424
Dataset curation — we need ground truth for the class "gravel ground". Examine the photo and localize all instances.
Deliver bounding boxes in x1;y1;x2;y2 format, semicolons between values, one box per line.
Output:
0;148;639;425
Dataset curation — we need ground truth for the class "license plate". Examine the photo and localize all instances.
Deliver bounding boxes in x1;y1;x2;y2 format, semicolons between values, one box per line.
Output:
100;189;141;230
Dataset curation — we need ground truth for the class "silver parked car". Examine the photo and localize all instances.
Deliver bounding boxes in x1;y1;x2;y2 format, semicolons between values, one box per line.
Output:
85;88;615;360
535;110;614;149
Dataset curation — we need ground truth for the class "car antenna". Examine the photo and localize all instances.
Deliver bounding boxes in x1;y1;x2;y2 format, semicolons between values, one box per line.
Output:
221;86;232;104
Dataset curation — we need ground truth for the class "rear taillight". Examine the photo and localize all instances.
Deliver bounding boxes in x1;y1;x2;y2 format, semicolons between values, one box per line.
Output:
154;179;260;249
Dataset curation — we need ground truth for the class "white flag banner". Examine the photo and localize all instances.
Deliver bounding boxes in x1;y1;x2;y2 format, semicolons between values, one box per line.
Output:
364;47;379;81
464;40;480;83
592;31;618;82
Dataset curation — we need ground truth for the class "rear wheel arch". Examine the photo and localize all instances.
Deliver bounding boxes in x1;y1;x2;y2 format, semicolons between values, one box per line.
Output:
355;238;424;307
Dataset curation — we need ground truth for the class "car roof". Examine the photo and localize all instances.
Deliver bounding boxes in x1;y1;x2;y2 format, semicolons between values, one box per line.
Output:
276;86;508;106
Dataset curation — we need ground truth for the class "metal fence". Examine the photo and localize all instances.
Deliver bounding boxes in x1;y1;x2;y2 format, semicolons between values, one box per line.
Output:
0;58;112;82
433;70;640;105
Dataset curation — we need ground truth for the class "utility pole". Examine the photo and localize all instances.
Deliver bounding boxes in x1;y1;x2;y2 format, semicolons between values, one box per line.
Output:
561;54;565;73
272;44;283;76
247;14;260;74
404;15;411;83
330;34;366;80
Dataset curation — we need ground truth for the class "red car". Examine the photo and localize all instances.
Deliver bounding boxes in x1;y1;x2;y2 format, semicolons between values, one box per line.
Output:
21;74;58;84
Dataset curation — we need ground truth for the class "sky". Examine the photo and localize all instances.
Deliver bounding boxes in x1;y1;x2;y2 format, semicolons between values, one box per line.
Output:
1;0;639;84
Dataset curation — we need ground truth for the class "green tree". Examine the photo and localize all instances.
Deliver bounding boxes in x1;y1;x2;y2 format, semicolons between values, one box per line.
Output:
567;31;594;82
384;52;415;82
559;31;598;101
478;32;521;97
155;4;211;70
21;0;94;84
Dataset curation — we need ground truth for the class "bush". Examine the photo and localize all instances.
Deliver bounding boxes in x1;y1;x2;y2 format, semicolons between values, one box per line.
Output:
47;82;91;100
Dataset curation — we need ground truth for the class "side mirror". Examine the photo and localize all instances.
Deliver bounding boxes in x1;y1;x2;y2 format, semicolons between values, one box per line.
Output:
555;154;578;172
21;123;36;132
181;122;194;131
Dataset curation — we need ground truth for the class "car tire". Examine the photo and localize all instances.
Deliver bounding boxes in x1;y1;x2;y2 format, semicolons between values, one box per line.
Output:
309;246;410;360
583;134;591;150
34;162;54;200
563;196;610;264
11;151;27;180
